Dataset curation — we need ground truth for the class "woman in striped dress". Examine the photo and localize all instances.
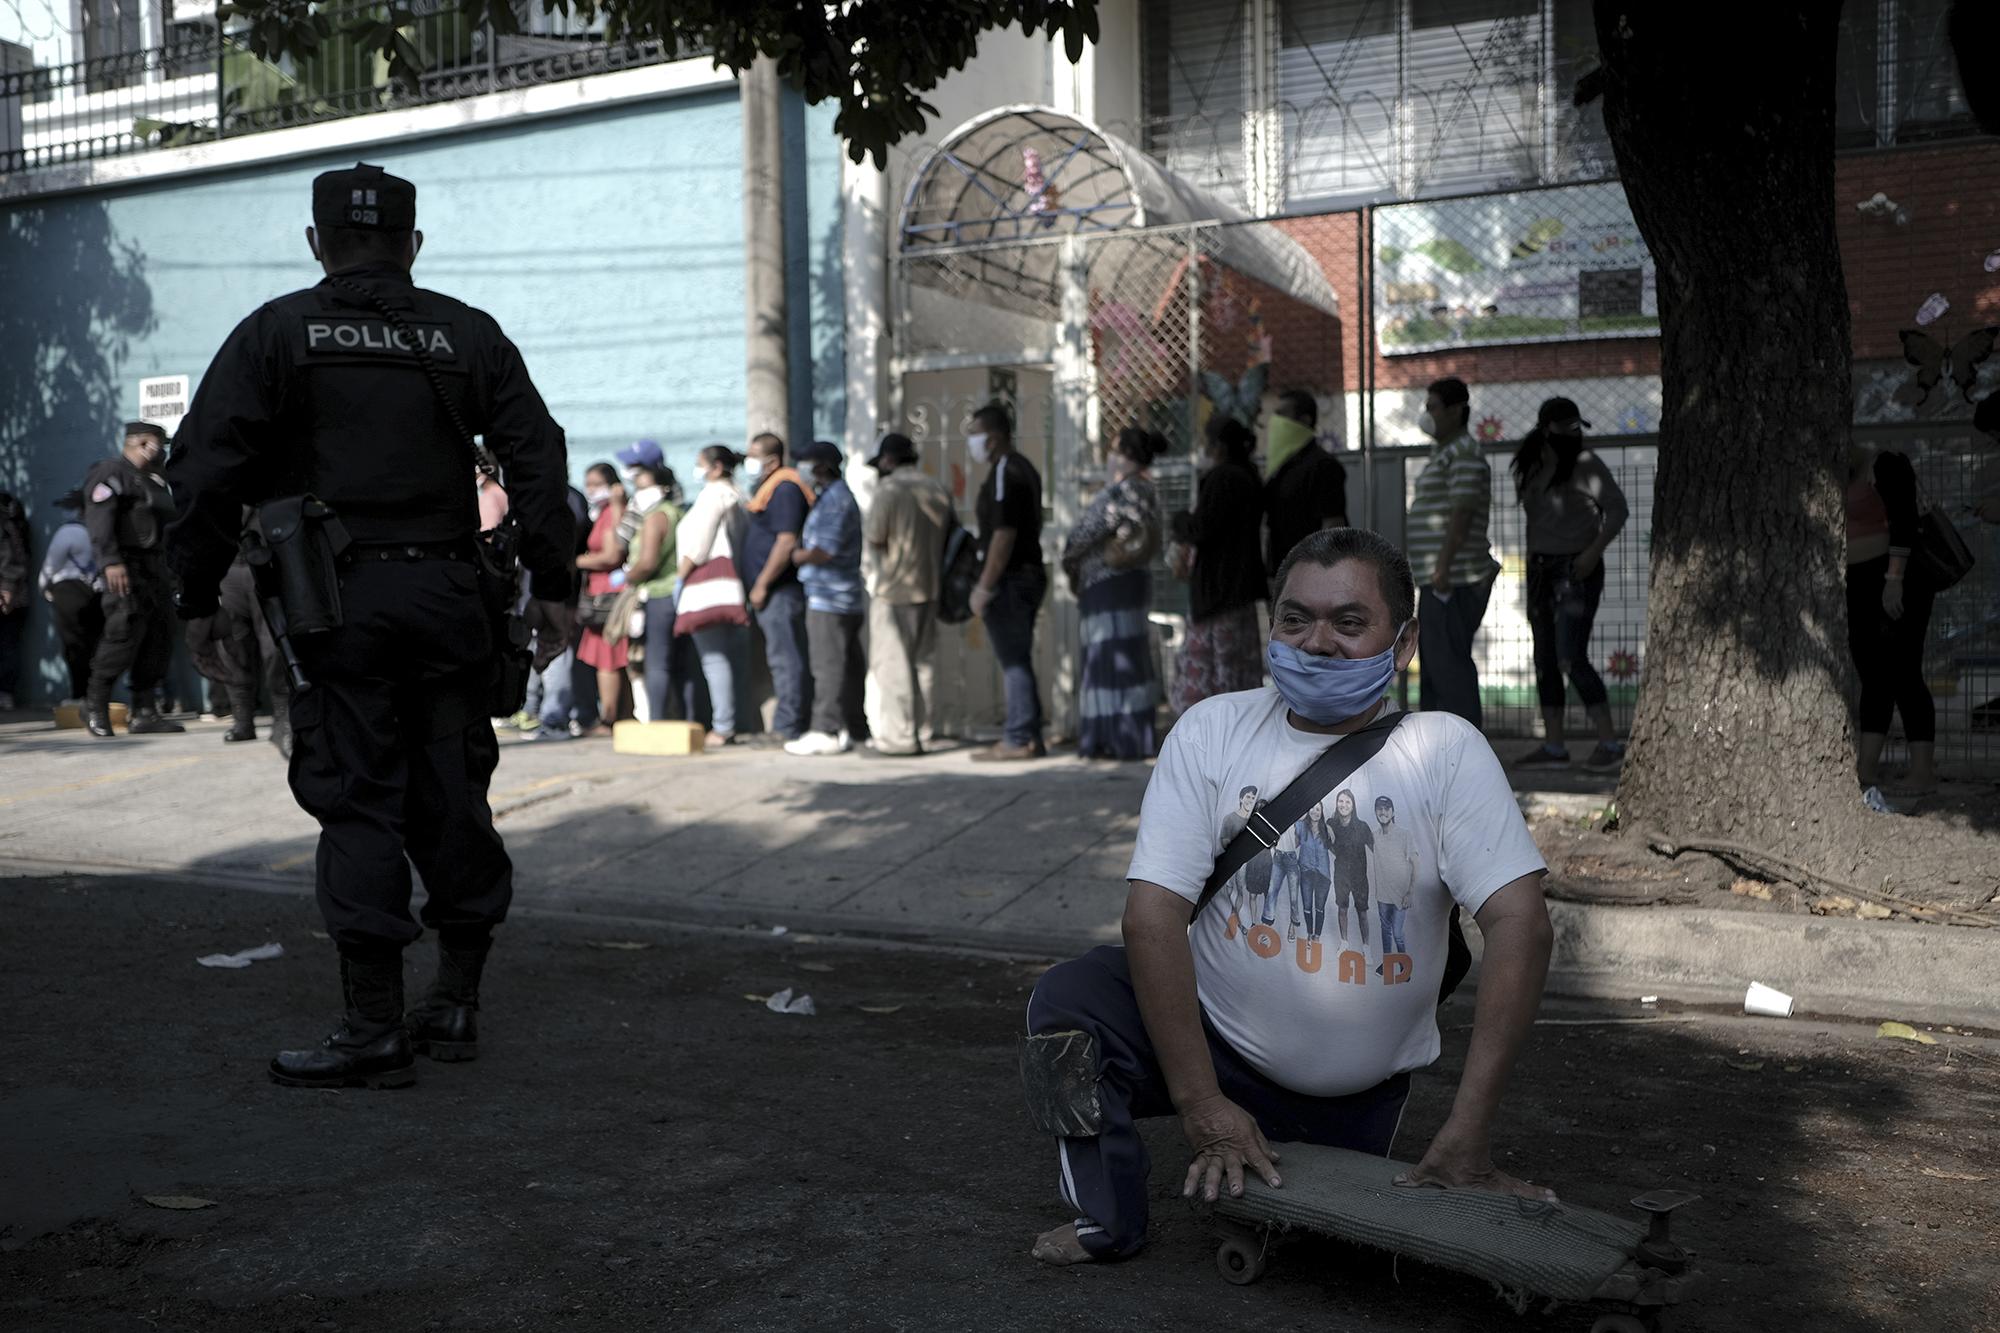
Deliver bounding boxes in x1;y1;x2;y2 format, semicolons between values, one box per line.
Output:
1061;427;1165;760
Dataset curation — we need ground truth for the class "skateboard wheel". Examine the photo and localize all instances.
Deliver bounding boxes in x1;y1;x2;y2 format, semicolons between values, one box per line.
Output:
1588;1316;1648;1333
1215;1236;1267;1285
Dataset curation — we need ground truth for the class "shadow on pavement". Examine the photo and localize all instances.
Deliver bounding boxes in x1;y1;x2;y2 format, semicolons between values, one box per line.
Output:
2;873;1991;1332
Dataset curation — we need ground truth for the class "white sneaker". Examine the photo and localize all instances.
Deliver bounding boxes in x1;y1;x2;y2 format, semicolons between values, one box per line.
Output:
784;730;850;756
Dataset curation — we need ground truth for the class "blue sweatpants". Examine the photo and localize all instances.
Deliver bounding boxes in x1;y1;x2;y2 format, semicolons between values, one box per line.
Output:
1025;945;1411;1260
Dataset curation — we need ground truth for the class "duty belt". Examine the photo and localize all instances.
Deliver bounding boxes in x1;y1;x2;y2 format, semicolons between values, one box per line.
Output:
341;539;476;564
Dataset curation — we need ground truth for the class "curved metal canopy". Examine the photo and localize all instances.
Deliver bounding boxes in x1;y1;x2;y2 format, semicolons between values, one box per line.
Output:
899;105;1340;321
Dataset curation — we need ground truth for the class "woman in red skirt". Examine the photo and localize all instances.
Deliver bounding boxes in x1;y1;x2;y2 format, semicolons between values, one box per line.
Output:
574;463;629;735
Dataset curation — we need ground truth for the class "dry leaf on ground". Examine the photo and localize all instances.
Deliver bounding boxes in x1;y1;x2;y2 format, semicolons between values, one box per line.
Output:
142;1195;216;1210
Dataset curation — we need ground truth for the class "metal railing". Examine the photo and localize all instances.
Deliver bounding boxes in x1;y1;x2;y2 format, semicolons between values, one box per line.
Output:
1;2;686;176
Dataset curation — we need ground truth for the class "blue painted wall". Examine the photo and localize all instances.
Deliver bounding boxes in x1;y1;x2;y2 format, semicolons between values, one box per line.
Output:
0;88;848;705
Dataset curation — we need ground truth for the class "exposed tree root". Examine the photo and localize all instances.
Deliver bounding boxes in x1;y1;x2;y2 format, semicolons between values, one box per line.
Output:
1640;831;1995;929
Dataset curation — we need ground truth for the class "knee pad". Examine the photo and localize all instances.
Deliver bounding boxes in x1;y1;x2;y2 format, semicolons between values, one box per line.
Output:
1020;1030;1103;1136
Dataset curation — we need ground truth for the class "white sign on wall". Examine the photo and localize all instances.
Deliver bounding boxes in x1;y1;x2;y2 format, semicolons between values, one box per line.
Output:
1373;182;1658;356
137;375;191;438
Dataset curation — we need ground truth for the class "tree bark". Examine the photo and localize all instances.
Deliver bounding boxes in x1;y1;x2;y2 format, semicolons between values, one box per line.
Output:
1592;4;1869;864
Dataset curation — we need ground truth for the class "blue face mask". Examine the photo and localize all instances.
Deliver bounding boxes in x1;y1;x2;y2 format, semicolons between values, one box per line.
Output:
1267;627;1407;726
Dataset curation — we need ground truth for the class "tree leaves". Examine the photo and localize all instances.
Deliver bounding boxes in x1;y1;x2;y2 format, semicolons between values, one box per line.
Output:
217;0;1100;165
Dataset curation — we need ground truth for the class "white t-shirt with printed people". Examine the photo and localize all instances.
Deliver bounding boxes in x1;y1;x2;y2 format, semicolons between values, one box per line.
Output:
1126;689;1545;1098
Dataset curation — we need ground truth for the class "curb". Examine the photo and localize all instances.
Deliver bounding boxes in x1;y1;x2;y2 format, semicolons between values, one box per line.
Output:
1532;901;1997;1031
4;855;1992;1029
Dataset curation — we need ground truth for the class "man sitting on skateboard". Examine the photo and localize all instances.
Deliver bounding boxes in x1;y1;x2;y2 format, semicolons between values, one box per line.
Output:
1024;527;1555;1265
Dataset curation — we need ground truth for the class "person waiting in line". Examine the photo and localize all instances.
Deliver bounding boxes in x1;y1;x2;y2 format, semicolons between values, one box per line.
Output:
1407;377;1499;726
1844;441;1937;796
742;432;816;744
573;461;629;736
788;440;869;756
863;433;955;756
185;552;281;747
1262;389;1348;589
0;486;27;711
516;478;591;740
1022;527;1553;1266
39;490;104;705
968;402;1050;762
676;445;752;750
613;443;700;729
1965;395;2000;732
1062;426;1166;760
1170;417;1266;715
1510;397;1630;772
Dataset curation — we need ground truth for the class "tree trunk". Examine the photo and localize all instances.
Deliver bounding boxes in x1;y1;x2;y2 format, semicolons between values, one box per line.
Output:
1593;4;1871;866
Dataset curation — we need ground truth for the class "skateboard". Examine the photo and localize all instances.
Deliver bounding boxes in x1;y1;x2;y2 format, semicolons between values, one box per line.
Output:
1204;1143;1702;1333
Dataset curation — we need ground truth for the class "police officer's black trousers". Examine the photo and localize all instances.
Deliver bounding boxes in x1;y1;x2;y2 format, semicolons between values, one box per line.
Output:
88;557;176;703
288;557;511;954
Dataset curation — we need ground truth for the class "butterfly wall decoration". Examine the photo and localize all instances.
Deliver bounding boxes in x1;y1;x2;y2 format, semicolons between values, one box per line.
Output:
1895;326;2000;406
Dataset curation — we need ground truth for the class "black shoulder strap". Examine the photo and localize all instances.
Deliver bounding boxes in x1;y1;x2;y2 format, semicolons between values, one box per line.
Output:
1190;709;1408;921
326;276;488;479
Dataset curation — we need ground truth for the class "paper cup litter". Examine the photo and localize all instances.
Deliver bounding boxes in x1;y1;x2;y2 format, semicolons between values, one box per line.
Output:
1744;982;1794;1018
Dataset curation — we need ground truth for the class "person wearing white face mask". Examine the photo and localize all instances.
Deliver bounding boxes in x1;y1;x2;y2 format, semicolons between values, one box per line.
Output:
1022;526;1552;1267
740;432;816;742
573;460;631;735
966;401;1049;761
1405;376;1499;726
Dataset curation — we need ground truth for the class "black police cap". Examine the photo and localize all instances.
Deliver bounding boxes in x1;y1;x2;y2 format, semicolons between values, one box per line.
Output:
312;162;417;233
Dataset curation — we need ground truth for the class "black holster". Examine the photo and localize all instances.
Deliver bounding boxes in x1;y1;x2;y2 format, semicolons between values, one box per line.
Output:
254;496;351;634
477;516;532;718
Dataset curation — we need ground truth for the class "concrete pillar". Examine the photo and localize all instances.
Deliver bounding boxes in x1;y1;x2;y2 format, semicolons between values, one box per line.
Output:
1047;236;1093;739
841;151;891;485
741;55;790;444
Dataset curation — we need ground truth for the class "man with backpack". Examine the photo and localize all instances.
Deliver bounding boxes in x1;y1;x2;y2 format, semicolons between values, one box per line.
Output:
862;433;954;756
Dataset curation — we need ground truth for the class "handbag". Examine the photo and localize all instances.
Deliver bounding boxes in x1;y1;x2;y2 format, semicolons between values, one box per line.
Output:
936;517;982;624
602;583;646;646
1911;504;1975;591
578;590;621;631
1103;518;1162;572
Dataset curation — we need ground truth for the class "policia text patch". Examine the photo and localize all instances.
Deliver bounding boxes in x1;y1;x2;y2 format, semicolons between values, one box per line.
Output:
300;317;459;361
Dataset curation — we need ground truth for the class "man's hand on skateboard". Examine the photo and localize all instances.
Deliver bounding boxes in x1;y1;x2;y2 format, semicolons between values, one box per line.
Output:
1179;1093;1282;1202
1394;1122;1555;1203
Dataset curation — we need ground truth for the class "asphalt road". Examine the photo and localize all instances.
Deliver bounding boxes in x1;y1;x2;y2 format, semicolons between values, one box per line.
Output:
4;873;1996;1332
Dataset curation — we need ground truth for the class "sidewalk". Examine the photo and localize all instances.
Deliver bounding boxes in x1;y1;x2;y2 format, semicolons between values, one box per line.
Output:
1;715;1992;1027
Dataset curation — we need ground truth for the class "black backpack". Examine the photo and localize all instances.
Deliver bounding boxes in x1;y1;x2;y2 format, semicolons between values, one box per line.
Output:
936;514;981;624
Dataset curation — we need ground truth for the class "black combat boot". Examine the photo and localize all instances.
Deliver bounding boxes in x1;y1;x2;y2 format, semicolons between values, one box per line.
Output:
406;938;490;1062
270;953;417;1089
85;686;116;738
223;685;257;742
127;704;186;735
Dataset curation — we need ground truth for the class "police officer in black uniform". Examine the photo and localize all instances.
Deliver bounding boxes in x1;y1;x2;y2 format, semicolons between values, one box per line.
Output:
83;421;187;737
165;164;574;1090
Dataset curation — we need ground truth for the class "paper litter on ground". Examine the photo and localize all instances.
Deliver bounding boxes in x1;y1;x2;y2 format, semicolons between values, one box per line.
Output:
764;987;816;1016
196;943;285;969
